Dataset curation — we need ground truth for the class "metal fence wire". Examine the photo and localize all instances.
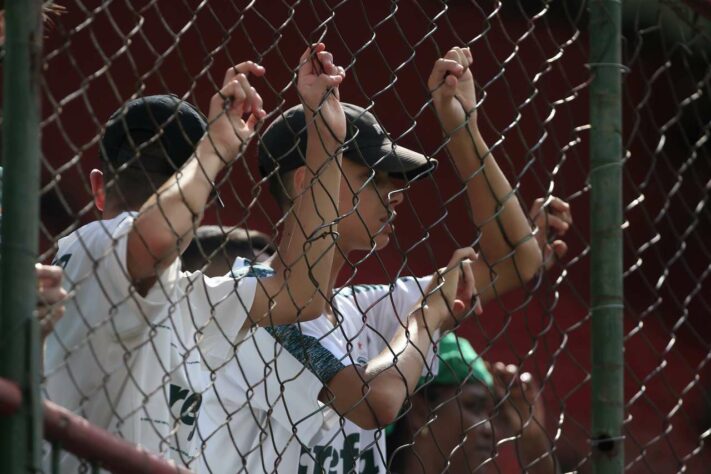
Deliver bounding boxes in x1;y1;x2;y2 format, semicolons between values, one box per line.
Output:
0;0;709;473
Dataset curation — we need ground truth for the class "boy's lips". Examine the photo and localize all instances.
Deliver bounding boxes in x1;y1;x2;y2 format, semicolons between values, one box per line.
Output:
380;212;397;234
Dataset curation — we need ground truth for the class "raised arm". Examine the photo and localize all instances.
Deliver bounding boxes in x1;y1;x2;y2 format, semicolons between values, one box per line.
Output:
127;61;267;295
491;362;559;474
428;47;542;305
323;248;480;429
251;43;346;326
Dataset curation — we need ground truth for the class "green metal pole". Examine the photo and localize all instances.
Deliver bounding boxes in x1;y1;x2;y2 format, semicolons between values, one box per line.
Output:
589;0;624;473
0;1;44;473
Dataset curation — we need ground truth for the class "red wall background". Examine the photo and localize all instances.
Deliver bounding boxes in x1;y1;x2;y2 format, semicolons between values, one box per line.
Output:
30;1;711;471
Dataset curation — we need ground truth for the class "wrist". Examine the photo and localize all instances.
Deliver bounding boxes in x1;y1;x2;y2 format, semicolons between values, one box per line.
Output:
195;138;232;171
414;302;449;331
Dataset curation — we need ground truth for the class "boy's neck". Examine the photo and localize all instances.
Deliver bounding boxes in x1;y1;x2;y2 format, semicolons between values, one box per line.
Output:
274;221;348;324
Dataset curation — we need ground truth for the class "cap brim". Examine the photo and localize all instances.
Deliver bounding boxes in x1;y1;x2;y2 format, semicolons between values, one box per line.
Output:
350;144;437;181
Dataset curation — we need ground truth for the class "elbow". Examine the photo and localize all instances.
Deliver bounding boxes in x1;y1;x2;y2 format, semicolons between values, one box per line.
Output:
373;400;401;429
518;238;543;284
354;386;402;430
296;298;327;322
127;227;178;281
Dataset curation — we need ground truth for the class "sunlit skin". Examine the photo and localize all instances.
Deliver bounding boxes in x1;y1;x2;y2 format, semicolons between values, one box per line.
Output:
334;158;405;255
275;156;409;310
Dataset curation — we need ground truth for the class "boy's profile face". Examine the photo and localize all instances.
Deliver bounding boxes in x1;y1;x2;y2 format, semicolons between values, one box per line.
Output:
336;159;404;253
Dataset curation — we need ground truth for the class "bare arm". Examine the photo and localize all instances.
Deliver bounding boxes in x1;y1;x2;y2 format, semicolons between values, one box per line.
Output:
492;362;559;474
127;61;267;295
251;43;346;326
429;47;543;305
529;195;572;271
321;248;480;429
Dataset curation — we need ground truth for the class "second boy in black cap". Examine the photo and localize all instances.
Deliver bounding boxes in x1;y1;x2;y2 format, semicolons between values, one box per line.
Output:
45;48;346;470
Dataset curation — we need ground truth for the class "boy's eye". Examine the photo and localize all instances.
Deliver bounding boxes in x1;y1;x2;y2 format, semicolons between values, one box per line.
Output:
373;173;389;186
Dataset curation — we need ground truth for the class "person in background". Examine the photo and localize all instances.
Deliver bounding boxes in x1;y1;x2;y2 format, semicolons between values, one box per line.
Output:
386;333;559;474
385;193;572;473
181;225;275;275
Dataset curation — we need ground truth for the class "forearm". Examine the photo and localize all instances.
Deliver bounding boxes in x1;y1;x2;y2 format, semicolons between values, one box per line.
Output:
368;308;437;394
128;141;226;282
289;118;342;306
255;119;341;324
358;308;439;425
324;307;440;429
447;124;542;298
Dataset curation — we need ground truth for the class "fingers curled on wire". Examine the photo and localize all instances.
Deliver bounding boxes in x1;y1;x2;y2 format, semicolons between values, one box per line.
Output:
36;263;68;339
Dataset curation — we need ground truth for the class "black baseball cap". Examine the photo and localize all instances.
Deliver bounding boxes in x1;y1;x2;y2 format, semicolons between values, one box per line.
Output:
258;103;436;181
100;94;207;176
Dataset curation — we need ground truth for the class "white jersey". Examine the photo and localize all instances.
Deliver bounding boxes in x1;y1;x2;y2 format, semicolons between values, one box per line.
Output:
296;276;435;474
197;261;352;474
44;212;257;471
198;326;350;474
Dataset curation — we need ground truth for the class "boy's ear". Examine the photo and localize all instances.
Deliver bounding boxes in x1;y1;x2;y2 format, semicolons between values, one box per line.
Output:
292;166;307;195
89;169;106;212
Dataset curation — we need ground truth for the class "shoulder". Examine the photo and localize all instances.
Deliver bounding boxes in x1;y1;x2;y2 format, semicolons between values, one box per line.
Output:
334;283;391;301
335;276;430;301
267;323;349;382
53;213;137;266
65;213;136;245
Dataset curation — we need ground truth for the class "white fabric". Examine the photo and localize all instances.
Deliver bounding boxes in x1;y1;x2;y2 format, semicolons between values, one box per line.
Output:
197;257;367;474
44;212;257;471
198;327;342;474
297;276;435;474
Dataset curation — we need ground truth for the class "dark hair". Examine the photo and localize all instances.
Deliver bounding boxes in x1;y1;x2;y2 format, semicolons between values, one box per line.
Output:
101;140;175;211
181;225;275;273
386;383;478;472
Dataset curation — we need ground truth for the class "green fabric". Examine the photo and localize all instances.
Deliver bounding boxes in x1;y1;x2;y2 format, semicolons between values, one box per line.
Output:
419;333;493;389
385;334;492;436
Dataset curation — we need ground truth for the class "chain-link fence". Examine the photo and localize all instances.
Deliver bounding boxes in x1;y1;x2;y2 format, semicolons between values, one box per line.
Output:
0;0;710;473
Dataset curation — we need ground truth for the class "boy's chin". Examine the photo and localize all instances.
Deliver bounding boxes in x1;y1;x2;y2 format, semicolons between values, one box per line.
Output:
349;233;390;253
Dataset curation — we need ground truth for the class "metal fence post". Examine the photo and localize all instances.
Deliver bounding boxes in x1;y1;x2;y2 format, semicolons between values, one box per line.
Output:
589;0;624;472
0;0;44;472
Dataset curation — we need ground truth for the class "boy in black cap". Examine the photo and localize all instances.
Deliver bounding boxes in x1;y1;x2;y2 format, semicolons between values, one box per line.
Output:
45;48;346;470
250;46;543;474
